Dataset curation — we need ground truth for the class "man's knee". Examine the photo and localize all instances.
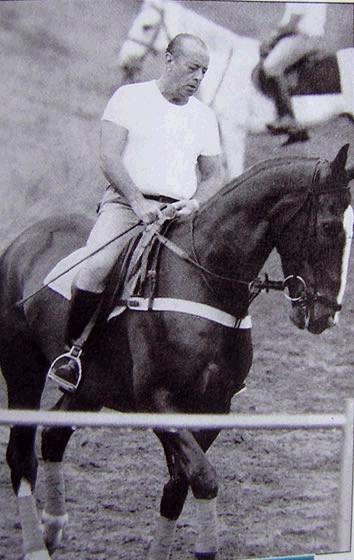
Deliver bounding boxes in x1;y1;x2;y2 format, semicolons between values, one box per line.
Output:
263;49;288;77
75;255;117;292
263;60;283;78
263;35;304;77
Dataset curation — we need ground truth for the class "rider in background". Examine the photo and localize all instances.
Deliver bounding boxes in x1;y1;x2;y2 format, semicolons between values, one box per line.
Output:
50;33;223;391
260;2;327;136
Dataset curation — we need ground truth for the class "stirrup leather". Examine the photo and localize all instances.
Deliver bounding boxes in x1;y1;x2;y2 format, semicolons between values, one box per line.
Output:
47;345;83;392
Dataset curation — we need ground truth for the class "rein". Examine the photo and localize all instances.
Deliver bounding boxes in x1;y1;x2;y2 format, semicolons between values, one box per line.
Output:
16;161;349;322
158;158;350;315
156;231;301;304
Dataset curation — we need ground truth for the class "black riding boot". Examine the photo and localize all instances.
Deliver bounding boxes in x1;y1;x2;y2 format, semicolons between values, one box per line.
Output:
267;75;309;143
48;288;102;392
267;75;298;133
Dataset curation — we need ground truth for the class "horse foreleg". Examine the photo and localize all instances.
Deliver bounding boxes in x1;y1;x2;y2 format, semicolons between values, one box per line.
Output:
148;436;189;560
192;430;220;560
17;479;51;560
157;430;219;560
41;460;69;554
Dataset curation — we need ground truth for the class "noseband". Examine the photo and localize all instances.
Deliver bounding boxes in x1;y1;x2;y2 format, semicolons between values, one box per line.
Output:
125;3;172;58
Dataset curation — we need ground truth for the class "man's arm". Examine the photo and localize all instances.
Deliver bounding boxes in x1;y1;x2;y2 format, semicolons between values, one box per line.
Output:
100;120;161;223
195;154;225;205
171;154;224;217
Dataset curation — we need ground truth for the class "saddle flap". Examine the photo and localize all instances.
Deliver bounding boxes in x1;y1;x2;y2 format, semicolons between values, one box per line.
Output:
117;214;175;303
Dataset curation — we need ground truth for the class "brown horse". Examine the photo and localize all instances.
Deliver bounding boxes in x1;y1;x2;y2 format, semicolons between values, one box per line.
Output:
1;146;353;560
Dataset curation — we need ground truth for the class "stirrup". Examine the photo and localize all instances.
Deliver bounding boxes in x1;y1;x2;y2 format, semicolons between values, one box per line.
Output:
47;345;83;392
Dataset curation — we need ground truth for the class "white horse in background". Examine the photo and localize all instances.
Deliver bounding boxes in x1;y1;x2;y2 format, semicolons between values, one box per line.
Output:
117;0;354;178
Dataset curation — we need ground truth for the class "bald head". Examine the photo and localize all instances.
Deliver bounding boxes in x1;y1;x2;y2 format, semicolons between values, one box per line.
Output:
166;34;208;59
158;33;209;105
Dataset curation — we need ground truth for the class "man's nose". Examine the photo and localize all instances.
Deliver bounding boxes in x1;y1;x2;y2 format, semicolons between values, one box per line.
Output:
193;70;203;85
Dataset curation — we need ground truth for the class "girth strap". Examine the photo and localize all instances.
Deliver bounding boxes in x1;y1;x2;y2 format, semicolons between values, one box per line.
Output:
109;297;252;329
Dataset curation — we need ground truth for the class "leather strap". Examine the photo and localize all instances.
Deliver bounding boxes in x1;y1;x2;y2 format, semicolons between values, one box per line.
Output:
108;297;252;329
144;194;178;204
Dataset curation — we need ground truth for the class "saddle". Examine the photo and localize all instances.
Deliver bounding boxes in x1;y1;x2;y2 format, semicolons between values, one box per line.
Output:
103;207;176;320
46;208;177;390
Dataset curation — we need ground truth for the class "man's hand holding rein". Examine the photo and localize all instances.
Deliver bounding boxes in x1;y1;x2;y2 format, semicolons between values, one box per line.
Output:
171;198;200;217
131;196;162;224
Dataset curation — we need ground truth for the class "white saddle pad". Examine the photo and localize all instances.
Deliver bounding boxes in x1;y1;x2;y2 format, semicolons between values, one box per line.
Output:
44;247;90;300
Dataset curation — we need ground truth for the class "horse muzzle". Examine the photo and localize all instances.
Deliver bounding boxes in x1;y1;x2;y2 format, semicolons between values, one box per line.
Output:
289;295;340;334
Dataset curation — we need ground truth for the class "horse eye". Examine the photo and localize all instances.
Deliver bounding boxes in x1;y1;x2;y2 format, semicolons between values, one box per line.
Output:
143;24;153;32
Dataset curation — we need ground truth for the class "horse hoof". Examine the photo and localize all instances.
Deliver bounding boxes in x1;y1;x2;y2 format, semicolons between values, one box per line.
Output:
195;553;217;560
23;551;51;560
41;511;68;553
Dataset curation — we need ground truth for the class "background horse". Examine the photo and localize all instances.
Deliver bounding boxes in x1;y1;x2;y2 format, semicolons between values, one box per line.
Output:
1;147;353;560
118;0;354;176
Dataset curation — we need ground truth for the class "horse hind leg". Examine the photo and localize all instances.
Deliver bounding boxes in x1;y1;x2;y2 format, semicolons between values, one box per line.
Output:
40;396;74;554
3;334;52;559
40;391;102;554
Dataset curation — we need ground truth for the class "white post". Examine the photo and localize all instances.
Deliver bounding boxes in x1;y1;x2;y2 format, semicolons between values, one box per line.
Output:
338;399;354;551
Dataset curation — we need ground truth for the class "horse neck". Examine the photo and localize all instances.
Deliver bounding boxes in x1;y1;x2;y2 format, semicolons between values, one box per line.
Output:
193;159;314;283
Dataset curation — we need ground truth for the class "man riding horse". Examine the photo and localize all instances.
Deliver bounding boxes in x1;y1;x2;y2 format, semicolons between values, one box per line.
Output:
260;2;327;138
50;33;224;391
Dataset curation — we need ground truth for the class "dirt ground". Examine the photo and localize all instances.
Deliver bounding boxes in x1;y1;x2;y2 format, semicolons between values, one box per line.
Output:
0;2;354;559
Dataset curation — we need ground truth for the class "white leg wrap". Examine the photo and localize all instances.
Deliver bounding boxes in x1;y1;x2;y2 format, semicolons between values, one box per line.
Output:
41;462;68;552
24;551;51;560
17;481;49;559
43;461;67;517
147;516;177;560
194;497;218;556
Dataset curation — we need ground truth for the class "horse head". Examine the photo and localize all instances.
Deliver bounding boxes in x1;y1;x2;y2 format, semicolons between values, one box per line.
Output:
275;144;353;334
118;0;169;81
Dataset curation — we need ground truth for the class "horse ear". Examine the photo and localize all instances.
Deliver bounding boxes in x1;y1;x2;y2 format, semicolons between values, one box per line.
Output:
331;144;350;176
347;166;354;182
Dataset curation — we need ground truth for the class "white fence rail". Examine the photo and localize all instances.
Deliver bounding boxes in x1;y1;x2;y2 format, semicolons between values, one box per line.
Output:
0;402;353;555
0;408;349;431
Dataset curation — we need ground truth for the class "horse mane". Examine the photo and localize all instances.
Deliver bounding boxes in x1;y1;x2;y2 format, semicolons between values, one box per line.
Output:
201;155;320;213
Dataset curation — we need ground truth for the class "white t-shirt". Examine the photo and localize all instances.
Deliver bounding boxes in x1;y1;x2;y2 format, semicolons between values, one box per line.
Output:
281;2;327;36
101;80;221;200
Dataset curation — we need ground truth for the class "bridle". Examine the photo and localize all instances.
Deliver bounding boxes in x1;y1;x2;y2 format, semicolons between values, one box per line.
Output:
125;2;172;58
157;159;350;320
277;159;349;320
